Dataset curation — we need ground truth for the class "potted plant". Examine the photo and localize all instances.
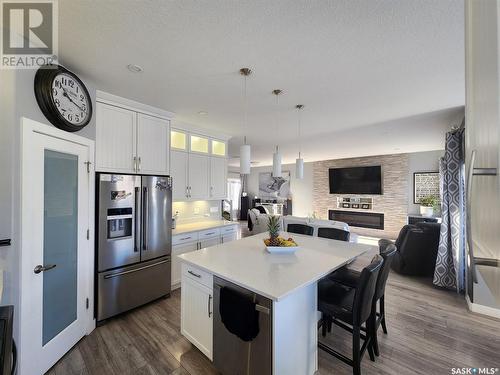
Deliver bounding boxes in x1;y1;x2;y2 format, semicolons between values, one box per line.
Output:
419;195;439;217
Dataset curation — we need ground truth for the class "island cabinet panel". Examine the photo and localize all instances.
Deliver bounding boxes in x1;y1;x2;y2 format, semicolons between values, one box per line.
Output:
273;283;318;374
181;265;213;360
171;241;199;288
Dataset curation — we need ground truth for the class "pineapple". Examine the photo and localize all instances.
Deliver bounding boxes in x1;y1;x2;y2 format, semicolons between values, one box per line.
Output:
267;216;281;246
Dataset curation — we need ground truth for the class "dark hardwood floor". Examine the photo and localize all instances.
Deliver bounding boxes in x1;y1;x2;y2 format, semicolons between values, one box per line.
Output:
47;227;500;374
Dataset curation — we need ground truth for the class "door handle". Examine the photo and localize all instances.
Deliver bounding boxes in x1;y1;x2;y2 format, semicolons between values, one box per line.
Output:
138;156;142;171
133;156;137;172
34;264;56;274
208;294;212;317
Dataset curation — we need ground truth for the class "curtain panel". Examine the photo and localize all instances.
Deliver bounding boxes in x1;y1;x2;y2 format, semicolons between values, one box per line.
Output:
433;128;466;291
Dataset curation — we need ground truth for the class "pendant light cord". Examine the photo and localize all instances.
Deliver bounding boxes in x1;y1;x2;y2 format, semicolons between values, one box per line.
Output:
298;106;302;158
243;74;247;145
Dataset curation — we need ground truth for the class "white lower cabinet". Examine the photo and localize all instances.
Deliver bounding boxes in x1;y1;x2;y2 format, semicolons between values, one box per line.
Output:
172;224;239;288
172;241;199;288
199;237;221;249
181;265;213;360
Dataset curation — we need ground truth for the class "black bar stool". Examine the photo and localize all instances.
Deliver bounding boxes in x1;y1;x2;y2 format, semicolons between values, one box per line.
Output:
318;255;384;375
326;240;397;358
286;223;314;236
317;227;350;242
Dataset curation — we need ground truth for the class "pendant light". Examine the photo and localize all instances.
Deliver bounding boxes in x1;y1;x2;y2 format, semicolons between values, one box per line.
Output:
272;89;283;178
239;68;252;175
295;104;304;179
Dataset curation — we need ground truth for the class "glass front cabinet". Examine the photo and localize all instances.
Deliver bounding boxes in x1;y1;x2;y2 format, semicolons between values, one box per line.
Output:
170;128;227;201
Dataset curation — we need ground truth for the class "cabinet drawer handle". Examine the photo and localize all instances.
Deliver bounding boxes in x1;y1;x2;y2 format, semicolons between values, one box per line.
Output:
188;270;201;278
208;294;212;317
180;236;192;241
204;232;215;236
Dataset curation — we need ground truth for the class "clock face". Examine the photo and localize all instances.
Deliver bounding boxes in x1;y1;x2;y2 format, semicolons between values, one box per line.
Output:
51;72;90;126
34;65;93;132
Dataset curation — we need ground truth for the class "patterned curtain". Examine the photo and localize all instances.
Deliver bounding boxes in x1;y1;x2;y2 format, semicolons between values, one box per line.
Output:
433;128;466;291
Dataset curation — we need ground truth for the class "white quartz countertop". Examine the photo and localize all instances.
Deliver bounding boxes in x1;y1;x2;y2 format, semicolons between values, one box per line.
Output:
178;232;375;301
172;220;238;236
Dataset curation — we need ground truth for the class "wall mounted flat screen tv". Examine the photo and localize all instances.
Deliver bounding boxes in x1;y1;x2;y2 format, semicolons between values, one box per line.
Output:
329;166;382;195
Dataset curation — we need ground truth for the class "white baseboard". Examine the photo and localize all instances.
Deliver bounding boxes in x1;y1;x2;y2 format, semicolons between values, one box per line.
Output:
466;295;500;319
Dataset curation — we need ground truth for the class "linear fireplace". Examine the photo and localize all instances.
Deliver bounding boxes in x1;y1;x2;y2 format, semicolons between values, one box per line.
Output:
329;210;385;230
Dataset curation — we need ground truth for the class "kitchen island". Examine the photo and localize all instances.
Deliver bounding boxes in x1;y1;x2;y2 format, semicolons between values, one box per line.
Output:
178;232;374;374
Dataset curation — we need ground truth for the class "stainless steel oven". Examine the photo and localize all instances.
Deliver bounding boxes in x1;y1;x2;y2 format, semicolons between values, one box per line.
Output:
96;173;172;321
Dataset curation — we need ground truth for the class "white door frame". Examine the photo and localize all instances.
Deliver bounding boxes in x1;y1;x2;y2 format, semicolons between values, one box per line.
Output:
19;117;95;375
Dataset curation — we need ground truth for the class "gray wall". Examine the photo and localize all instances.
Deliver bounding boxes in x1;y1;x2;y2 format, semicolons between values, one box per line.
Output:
408;150;444;214
243;150;443;239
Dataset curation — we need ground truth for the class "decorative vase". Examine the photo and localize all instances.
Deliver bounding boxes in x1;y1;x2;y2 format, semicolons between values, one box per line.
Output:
420;206;434;217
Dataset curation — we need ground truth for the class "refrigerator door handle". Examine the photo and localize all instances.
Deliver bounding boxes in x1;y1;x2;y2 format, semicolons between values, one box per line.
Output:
134;186;140;252
143;186;149;250
103;259;170;279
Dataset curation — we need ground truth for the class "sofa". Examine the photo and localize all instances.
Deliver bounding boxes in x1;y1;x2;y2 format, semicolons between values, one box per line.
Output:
247;209;283;234
389;222;441;276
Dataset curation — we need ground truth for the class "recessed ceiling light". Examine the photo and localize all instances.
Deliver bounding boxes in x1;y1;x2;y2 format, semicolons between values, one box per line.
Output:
127;64;143;73
198;111;208;116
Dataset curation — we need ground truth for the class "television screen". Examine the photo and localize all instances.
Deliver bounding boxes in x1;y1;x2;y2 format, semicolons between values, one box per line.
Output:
329;166;382;195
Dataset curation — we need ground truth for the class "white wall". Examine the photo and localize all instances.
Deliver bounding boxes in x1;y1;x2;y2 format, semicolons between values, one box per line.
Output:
465;0;500;310
407;150;444;214
245;163;314;217
0;66;97;347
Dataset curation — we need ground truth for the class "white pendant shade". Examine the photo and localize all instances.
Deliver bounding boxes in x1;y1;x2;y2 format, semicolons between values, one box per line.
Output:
240;144;251;175
296;157;304;179
272;148;282;178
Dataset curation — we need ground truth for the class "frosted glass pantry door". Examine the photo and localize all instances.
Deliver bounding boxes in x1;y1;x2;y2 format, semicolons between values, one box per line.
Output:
20;119;93;375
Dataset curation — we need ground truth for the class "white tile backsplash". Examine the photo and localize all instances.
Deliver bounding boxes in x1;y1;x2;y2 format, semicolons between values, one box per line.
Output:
173;200;221;224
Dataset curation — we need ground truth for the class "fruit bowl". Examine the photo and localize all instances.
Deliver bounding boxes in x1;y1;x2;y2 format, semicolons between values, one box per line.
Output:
264;236;299;254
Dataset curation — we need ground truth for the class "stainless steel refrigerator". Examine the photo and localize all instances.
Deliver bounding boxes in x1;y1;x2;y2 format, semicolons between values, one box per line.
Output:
96;173;172;322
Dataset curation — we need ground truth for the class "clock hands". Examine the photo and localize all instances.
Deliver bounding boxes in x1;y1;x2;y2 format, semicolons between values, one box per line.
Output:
61;87;85;112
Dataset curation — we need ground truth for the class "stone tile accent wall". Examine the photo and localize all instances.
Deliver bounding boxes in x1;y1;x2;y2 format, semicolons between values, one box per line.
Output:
312;154;409;239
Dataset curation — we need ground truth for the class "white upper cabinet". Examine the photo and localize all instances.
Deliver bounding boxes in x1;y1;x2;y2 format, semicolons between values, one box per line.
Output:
137;113;169;175
171;150;189;200
210;157;227;199
170;128;229;202
96;103;137;173
188;153;210;199
95;93;171;175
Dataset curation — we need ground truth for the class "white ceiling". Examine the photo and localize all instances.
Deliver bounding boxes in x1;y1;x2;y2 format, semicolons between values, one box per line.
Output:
58;0;464;167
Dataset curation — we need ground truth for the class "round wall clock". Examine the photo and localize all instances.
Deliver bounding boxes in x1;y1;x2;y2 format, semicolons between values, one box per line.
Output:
34;64;93;132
